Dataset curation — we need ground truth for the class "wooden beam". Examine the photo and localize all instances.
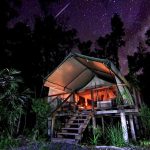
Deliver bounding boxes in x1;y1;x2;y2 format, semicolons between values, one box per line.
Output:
134;115;140;131
96;109;138;115
92;115;96;135
48;92;69;97
48;117;51;138
77;84;116;93
120;110;129;143
92;115;96;128
91;89;94;111
129;115;136;141
50;92;74;117
101;116;105;133
137;91;142;107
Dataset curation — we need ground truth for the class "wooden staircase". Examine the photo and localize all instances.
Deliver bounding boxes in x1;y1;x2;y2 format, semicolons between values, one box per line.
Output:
52;111;92;144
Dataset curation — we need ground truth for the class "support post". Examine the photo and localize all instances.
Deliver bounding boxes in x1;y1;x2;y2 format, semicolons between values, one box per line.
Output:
101;116;105;133
51;115;56;139
120;110;129;143
133;115;142;136
137;91;142;107
73;93;76;112
92;115;96;134
134;115;139;132
129;115;136;141
91;89;94;111
48;117;51;139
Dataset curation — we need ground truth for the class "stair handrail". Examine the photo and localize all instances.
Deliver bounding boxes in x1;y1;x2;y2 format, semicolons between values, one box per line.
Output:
50;92;74;117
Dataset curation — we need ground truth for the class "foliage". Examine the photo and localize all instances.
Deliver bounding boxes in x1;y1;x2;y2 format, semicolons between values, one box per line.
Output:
38;0;59;16
139;105;150;138
0;134;20;149
145;28;150;46
1;15;79;97
139;139;150;148
78;40;92;56
115;92;123;106
106;123;126;147
31;98;51;140
96;13;125;69
0;68;31;136
0;0;79;97
89;126;102;145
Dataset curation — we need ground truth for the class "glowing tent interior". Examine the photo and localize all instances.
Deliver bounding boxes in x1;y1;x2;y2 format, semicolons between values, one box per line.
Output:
44;53;134;110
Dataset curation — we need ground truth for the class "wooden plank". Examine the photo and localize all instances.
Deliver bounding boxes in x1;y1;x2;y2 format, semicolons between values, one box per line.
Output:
68;123;82;125
120;111;129;143
62;128;79;130
51;116;55;138
96;109;138;115
70;119;87;121
57;132;79;136
129;115;136;141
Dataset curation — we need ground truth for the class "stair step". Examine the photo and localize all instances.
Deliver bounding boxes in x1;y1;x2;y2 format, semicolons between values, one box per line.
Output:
57;132;79;136
74;115;87;117
51;138;76;144
70;119;87;121
68;123;82;125
62;128;79;130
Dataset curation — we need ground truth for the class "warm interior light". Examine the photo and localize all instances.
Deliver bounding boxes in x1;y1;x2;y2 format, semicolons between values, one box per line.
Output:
75;86;117;109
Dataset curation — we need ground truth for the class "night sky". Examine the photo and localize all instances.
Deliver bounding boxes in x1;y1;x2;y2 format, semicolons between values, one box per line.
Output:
12;0;150;74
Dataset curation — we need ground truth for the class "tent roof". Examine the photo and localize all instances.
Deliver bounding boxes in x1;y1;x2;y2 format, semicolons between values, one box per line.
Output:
44;53;129;93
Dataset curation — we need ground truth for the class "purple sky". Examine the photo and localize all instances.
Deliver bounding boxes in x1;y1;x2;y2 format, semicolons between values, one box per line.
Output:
11;0;150;74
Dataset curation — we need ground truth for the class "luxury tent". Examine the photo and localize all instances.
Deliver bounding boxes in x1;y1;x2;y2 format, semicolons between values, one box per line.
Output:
44;52;134;107
44;53;140;144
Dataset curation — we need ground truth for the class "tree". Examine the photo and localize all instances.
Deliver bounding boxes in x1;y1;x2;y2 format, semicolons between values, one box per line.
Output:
0;0;21;68
38;0;60;16
145;28;150;46
78;40;92;56
127;41;150;106
0;69;31;136
0;1;79;97
96;13;125;69
127;42;146;88
5;15;79;96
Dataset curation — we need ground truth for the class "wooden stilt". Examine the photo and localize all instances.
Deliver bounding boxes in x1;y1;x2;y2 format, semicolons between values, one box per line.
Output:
48;117;51;138
101;116;105;133
73;93;76;112
134;115;139;130
137;91;142;107
91;89;94;111
134;115;142;138
92;115;96;134
120;110;129;143
92;115;96;128
51;115;56;139
129;115;136;141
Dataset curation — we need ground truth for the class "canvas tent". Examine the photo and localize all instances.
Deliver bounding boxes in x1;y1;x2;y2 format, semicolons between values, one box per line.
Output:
44;53;133;105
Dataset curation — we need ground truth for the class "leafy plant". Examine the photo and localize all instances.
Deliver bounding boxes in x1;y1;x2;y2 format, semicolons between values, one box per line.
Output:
140;139;150;148
89;126;102;145
116;92;123;106
139;105;150;138
0;134;20;149
32;98;51;140
106;123;126;147
0;68;31;136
